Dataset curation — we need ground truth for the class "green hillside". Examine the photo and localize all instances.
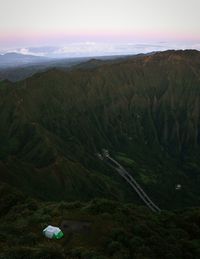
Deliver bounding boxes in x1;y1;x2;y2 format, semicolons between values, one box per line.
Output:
1;182;200;259
0;50;200;209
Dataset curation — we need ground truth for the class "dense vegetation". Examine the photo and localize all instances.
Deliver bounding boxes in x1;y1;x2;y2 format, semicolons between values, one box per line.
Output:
1;50;200;258
1;182;200;259
0;50;200;209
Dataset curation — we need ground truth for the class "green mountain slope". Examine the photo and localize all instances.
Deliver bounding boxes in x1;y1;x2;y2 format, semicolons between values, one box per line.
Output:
1;182;200;259
0;50;200;208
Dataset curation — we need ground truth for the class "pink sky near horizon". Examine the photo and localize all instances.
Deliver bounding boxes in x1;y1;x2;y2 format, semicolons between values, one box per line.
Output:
1;30;200;48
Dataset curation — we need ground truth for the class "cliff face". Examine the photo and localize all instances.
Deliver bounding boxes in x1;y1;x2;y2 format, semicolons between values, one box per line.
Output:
0;50;200;207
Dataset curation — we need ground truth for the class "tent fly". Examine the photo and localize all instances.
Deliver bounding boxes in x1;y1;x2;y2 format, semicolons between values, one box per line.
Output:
43;225;64;239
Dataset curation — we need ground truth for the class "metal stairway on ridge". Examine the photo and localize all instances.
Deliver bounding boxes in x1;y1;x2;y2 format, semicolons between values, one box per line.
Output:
99;150;161;213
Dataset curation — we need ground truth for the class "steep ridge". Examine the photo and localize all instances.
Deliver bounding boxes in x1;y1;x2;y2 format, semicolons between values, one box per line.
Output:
0;50;200;208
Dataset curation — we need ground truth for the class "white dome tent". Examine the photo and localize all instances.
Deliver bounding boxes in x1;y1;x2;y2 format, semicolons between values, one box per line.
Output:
43;225;64;239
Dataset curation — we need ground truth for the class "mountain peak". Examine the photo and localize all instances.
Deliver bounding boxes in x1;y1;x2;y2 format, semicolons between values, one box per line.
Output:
0;52;49;69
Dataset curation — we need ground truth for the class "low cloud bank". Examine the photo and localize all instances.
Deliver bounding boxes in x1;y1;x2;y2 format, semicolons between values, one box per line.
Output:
1;42;200;58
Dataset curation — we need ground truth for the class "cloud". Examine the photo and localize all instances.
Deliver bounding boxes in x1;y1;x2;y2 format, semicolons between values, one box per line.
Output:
52;41;200;58
15;48;46;56
52;42;114;57
1;41;200;58
52;42;168;57
0;47;46;56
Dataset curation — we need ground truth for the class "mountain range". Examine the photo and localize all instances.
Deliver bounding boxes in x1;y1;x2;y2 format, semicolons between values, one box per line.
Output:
0;52;50;68
0;50;200;210
0;52;147;82
1;49;200;258
0;52;92;81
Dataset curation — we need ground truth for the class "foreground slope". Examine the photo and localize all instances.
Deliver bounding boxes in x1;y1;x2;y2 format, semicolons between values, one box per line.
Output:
0;50;200;208
1;183;200;259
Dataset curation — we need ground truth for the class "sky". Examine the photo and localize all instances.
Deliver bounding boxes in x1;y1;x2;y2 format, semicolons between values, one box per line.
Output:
0;0;200;57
